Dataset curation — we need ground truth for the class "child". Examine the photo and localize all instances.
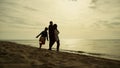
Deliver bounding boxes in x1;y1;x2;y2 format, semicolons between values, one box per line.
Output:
36;27;48;49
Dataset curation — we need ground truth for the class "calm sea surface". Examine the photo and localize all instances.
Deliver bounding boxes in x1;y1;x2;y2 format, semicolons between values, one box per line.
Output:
9;39;120;61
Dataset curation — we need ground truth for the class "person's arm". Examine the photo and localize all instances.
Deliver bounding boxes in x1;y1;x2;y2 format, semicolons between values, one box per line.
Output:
36;34;40;38
36;32;42;38
46;32;48;41
57;29;60;34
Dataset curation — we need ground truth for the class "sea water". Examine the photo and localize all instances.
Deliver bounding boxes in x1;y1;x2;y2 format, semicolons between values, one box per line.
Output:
9;39;120;61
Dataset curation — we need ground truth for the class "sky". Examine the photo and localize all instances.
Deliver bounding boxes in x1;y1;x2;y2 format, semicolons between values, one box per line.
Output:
0;0;120;40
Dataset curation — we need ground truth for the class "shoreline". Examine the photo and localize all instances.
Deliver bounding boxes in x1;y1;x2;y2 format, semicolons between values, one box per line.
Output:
7;39;120;61
60;49;120;61
7;40;120;61
0;41;120;68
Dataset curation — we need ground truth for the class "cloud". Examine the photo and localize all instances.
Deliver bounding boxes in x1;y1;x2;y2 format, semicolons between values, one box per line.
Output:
0;0;19;6
89;0;120;13
23;6;38;11
114;16;120;20
91;19;120;29
0;0;45;29
0;10;45;30
110;22;120;26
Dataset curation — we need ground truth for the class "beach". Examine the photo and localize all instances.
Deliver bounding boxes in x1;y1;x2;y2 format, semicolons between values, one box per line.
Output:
0;41;120;68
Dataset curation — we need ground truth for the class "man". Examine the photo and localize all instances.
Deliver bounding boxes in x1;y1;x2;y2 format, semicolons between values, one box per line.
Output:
48;21;55;50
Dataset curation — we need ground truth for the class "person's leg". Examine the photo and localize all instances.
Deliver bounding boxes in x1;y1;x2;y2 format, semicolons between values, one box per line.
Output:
49;40;52;50
48;36;51;50
57;40;60;51
49;35;55;50
40;44;42;49
39;43;42;49
49;40;55;50
51;40;55;48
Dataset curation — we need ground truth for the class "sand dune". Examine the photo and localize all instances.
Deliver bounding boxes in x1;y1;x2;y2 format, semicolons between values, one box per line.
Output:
0;41;120;68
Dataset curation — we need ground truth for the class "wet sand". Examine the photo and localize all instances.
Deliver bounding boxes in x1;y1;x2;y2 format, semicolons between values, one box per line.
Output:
0;41;120;68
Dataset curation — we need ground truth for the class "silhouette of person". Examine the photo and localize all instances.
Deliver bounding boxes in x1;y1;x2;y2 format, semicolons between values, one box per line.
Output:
53;24;60;51
48;21;55;50
36;27;48;49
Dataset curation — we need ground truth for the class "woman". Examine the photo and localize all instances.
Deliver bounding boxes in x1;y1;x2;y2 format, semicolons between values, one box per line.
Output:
53;24;60;51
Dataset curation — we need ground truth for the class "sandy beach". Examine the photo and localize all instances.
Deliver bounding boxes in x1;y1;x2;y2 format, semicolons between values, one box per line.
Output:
0;41;120;68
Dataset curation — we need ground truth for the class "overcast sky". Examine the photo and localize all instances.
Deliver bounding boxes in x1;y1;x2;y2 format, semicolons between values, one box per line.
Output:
0;0;120;40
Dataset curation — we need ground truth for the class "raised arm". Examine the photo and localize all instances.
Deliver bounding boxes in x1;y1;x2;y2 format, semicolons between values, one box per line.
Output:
36;32;42;38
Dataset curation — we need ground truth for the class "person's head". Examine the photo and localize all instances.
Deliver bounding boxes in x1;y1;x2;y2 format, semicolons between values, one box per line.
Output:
50;21;53;25
45;27;48;31
53;24;57;29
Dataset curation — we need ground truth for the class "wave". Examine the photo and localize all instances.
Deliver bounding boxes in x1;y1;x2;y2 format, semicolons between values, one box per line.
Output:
59;49;120;61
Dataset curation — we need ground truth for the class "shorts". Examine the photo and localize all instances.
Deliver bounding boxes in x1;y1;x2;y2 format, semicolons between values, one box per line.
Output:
39;37;46;44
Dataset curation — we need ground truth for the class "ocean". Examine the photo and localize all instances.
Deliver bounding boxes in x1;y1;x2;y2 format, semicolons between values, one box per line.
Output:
9;39;120;61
